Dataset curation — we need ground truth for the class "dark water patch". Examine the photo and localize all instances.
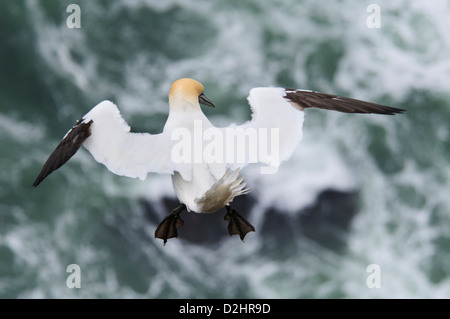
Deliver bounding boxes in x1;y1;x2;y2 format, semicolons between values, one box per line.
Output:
260;189;358;253
142;195;257;245
141;188;357;250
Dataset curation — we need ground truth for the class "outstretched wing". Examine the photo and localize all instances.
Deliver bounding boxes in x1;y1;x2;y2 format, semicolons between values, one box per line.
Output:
33;100;173;187
220;87;405;172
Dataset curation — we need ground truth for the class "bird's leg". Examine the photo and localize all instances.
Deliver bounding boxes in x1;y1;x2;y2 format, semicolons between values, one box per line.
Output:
155;204;186;245
224;206;255;241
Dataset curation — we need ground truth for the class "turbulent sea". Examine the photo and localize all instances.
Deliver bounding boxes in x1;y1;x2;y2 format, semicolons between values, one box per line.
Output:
1;0;450;298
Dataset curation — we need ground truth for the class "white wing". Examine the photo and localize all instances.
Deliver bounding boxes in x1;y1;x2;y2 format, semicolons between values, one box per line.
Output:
82;101;174;179
33;100;173;186
220;87;305;173
219;87;404;173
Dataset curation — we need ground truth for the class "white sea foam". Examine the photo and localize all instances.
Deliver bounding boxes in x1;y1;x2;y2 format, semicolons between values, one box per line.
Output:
0;115;44;143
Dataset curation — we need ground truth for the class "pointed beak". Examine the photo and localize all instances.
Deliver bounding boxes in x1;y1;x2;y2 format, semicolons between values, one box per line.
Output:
199;93;215;109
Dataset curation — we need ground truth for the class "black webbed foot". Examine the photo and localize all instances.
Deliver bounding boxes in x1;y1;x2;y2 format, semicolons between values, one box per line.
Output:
224;206;255;241
155;204;186;245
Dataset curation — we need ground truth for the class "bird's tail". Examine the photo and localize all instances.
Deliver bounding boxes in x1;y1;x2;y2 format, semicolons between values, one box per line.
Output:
220;168;250;199
195;168;249;213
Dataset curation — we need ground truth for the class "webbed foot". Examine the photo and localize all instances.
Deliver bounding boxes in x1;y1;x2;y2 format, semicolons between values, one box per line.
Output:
224;206;255;241
155;204;186;245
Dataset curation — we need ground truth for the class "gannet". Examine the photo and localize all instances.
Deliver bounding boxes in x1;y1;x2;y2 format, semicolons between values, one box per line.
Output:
33;78;404;244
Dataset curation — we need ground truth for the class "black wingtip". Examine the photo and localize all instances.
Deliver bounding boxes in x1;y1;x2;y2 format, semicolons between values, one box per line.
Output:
32;119;92;188
285;89;406;116
32;173;46;187
391;107;407;115
374;104;406;116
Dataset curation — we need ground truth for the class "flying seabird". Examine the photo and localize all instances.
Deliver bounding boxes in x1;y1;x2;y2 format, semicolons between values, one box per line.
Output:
33;78;404;244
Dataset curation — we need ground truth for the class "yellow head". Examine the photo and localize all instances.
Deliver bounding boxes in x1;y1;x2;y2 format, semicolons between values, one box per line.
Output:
168;78;215;110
